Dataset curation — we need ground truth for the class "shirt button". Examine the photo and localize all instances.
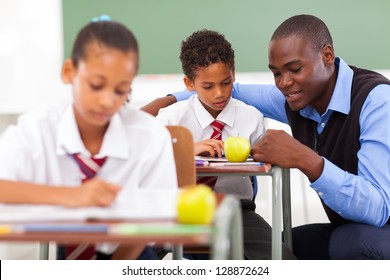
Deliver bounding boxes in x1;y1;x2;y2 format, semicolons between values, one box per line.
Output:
318;192;323;196
337;211;342;214
321;123;326;128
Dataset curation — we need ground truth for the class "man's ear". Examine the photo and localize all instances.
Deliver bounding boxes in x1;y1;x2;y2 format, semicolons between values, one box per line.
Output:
322;44;335;66
183;76;195;92
61;59;75;84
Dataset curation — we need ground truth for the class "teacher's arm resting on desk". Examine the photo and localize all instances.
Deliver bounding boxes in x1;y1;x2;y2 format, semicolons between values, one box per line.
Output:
0;178;121;208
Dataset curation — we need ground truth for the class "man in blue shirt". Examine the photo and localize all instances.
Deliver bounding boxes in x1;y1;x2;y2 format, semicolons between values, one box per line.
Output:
141;14;390;260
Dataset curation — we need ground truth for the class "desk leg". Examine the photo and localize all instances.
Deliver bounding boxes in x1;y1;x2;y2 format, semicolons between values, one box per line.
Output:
172;245;183;260
212;195;243;260
230;198;243;260
39;243;49;260
271;167;282;260
282;168;293;251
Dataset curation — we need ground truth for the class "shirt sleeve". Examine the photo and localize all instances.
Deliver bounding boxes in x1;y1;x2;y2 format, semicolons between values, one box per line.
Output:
0;123;33;181
311;84;390;226
154;108;170;125
232;83;288;123
139;125;178;191
168;89;195;102
249;111;265;145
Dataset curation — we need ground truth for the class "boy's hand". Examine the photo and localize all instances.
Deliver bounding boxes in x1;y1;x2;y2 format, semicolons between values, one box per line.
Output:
65;178;121;207
194;139;224;158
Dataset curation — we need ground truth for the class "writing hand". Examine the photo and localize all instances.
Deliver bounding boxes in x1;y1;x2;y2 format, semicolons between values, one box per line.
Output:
66;178;121;207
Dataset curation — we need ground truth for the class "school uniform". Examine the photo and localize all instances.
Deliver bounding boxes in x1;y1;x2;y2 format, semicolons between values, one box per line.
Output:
0;102;178;256
156;94;264;200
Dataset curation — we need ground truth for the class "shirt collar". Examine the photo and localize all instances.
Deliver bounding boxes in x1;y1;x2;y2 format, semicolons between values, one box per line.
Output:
193;95;235;128
327;57;353;115
300;57;353;119
56;104;129;159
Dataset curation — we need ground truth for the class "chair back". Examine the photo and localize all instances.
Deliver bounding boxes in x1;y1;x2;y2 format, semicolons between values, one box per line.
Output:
166;125;196;188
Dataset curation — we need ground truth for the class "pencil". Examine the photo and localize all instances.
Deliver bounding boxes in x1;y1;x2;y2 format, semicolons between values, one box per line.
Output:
0;225;12;234
209;162;264;167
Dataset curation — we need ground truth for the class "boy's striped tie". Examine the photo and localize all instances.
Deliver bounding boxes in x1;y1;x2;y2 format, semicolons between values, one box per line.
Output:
209;120;224;140
196;120;225;188
57;153;107;260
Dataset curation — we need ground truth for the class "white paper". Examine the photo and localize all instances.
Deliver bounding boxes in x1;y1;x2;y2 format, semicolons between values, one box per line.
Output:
0;189;178;222
195;155;253;162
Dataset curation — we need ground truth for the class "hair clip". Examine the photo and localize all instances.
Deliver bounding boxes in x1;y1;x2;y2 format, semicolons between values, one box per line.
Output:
91;14;111;22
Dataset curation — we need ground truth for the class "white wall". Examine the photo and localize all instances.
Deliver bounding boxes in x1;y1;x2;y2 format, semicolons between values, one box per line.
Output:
0;0;67;260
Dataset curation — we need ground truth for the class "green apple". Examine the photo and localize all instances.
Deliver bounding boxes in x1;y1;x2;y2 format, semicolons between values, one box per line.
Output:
224;136;251;162
176;184;217;224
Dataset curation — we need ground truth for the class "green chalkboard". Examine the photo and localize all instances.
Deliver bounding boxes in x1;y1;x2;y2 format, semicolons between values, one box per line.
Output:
63;0;390;74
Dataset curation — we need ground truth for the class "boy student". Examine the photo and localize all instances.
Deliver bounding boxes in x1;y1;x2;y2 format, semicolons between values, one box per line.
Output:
0;16;177;260
155;29;296;260
143;15;390;259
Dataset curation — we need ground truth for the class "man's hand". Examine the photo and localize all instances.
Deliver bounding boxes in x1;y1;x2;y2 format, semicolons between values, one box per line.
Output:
251;129;324;182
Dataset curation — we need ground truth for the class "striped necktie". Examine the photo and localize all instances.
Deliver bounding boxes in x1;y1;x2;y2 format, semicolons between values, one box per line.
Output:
197;120;225;188
210;120;224;140
57;154;107;260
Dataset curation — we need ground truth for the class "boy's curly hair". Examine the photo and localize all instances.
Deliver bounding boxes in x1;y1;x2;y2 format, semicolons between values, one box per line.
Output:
180;29;235;81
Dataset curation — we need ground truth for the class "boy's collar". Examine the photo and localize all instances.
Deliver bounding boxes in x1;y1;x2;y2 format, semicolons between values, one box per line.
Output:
193;95;235;128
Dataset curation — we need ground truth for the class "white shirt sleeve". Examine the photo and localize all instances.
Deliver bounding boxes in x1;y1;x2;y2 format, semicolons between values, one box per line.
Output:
0;123;34;181
139;126;178;190
155;108;171;126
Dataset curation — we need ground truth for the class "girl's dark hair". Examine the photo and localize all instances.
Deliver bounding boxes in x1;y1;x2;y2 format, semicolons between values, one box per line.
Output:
271;14;333;52
71;20;139;68
180;29;235;81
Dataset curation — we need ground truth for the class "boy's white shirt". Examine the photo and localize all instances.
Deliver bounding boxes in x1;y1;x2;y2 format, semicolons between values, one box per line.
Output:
156;95;265;200
0;102;178;254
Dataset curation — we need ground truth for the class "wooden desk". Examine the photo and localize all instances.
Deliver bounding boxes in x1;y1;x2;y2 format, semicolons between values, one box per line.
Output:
0;195;243;260
197;163;292;260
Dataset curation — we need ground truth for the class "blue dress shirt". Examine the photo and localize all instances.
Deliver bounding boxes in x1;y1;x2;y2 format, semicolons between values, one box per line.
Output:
171;57;390;227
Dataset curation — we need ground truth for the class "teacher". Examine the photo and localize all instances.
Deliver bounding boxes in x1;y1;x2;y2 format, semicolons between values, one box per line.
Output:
141;14;390;260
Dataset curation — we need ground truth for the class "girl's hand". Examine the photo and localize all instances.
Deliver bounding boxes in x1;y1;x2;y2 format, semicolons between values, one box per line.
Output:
65;178;121;207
